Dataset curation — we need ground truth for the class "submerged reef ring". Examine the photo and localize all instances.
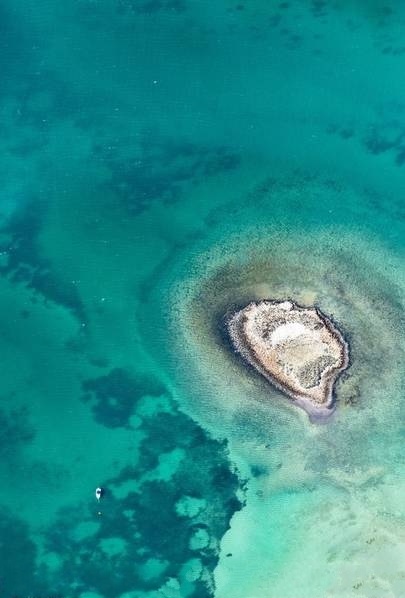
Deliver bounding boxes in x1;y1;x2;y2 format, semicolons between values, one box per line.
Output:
227;300;349;420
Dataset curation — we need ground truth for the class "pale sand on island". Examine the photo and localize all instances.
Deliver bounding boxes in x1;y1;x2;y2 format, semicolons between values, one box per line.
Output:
227;300;349;420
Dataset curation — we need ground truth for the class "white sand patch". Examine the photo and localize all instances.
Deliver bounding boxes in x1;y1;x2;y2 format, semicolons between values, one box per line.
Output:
270;322;308;346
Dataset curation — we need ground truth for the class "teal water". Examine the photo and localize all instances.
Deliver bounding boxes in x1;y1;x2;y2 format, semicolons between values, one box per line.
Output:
1;1;405;597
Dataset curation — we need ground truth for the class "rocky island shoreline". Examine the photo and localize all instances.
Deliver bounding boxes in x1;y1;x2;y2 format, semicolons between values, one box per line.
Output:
227;300;349;420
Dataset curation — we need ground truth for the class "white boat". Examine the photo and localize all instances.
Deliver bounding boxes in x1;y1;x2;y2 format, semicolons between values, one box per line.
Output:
95;487;103;501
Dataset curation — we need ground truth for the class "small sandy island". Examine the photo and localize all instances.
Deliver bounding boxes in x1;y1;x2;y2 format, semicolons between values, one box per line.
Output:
227;300;349;420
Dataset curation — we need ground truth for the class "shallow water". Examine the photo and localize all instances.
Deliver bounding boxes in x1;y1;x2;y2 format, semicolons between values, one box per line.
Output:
1;1;405;597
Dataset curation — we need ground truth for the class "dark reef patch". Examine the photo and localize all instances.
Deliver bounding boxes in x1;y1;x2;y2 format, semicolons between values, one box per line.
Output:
118;0;187;13
0;508;41;596
250;464;269;478
311;0;328;18
94;135;240;215
0;405;35;458
40;385;244;597
0;203;86;321
364;121;405;166
81;367;167;428
326;114;405;169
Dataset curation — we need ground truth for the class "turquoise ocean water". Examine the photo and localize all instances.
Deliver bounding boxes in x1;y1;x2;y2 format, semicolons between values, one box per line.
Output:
1;1;405;596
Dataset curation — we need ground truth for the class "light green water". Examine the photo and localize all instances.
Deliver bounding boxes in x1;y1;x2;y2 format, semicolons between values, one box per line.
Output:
1;1;405;597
